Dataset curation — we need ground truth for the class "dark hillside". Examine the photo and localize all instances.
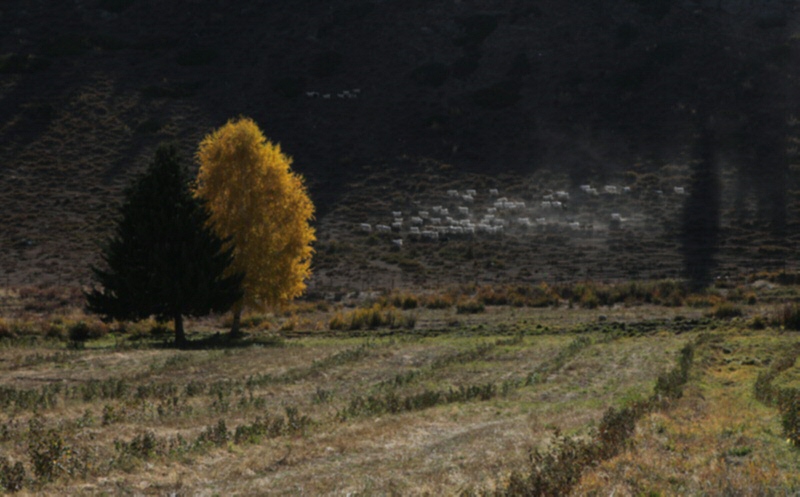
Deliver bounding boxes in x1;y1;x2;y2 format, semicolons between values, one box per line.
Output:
1;0;798;288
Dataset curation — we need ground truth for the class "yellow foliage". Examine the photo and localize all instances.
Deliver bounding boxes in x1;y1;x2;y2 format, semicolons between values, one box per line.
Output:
195;117;315;310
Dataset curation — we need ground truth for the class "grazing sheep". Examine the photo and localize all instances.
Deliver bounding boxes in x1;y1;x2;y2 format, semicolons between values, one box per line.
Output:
489;188;499;196
536;217;547;225
323;94;331;99
376;224;392;234
432;205;443;213
623;187;631;193
486;207;497;214
391;222;402;231
430;217;441;225
543;194;554;201
447;189;459;197
551;201;563;209
580;185;592;192
410;226;421;235
466;189;477;196
555;191;570;201
440;208;449;215
392;211;402;218
462;194;474;203
611;213;622;221
411;216;423;225
541;201;552;209
305;91;320;97
359;223;372;232
392;238;403;248
458;206;469;215
569;222;581;230
674;186;686;195
421;230;439;240
604;185;619;194
419;211;430;218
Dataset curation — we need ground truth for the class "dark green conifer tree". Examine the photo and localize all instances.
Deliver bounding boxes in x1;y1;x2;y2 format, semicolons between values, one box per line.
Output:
86;143;243;347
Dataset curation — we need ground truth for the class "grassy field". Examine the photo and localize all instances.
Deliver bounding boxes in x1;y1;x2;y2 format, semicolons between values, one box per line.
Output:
0;283;799;495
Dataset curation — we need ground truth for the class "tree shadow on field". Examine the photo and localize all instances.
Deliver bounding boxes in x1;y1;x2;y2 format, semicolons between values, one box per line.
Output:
169;331;285;351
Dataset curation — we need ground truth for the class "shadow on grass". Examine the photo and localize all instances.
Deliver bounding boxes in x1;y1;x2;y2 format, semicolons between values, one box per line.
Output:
174;332;285;351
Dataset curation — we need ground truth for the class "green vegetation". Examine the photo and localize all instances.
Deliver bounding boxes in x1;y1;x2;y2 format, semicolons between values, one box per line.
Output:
86;143;243;347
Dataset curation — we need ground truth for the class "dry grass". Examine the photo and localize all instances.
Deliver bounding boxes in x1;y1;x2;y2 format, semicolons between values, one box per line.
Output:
0;304;696;495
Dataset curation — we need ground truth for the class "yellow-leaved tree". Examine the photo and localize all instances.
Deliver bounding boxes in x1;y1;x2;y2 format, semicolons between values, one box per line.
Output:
195;117;315;336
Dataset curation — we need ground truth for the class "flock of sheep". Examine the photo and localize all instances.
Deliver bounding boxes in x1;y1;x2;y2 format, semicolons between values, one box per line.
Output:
356;184;688;248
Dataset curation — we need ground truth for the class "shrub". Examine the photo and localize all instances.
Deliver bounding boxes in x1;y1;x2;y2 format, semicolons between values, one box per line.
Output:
329;305;415;331
68;321;92;344
0;456;25;492
709;302;743;320
779;304;800;330
780;389;800;447
456;298;485;314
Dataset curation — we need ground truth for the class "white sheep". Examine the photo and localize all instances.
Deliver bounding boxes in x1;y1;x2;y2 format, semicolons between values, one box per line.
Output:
604;185;619;194
458;206;469;215
489;188;499;196
486;207;497;214
462;194;474;203
551;201;563;209
440;208;449;215
323;94;331;99
518;217;531;227
305;91;320;98
359;223;372;232
569;222;581;230
410;226;421;235
674;187;686;195
392;211;402;218
447;189;459;197
623;187;631;194
432;205;443;213
391;222;402;231
430;217;441;225
611;213;622;221
421;230;439;240
555;191;570;201
376;224;392;233
392;238;403;248
411;216;423;225
580;185;591;192
536;217;547;225
541;201;552;209
419;211;430;218
466;189;477;196
543;194;554;201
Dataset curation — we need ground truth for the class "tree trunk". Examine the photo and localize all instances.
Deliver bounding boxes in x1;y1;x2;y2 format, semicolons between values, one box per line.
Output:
174;313;187;348
229;307;242;339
